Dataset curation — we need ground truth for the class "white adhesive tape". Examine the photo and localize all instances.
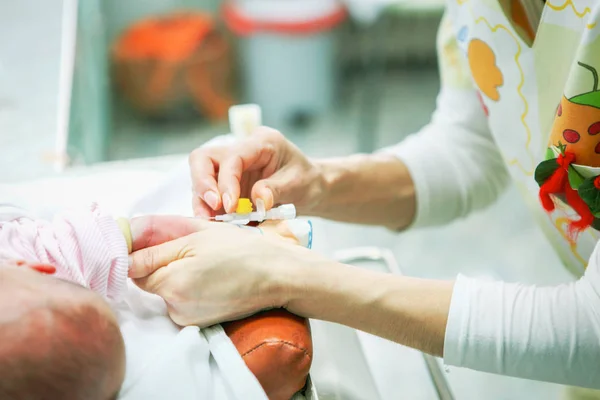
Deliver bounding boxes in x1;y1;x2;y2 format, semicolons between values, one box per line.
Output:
285;219;313;249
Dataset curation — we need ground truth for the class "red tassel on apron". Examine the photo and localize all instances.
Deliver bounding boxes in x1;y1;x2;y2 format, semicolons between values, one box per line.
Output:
538;152;595;242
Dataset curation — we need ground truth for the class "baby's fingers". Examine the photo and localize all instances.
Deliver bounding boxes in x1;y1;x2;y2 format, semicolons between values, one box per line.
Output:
130;215;206;251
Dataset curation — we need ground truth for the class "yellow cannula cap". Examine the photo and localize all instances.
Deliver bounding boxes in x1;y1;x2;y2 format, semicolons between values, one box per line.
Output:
236;198;253;214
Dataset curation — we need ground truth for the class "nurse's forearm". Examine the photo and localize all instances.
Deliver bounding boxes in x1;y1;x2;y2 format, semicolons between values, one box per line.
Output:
285;259;453;356
311;154;416;230
444;275;600;389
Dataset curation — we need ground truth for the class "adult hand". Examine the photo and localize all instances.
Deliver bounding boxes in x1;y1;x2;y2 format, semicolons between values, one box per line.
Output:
128;219;318;327
189;127;324;217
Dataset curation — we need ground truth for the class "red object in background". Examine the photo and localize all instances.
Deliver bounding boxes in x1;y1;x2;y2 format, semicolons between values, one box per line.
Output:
28;264;57;275
112;13;215;63
222;1;347;36
112;12;235;121
12;260;56;275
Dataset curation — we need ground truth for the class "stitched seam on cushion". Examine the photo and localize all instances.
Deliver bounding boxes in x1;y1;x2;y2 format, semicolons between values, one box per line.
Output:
242;340;312;360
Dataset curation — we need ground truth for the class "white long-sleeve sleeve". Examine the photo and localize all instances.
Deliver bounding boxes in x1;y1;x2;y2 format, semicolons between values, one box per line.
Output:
383;14;600;387
381;13;509;228
382;87;509;228
444;243;600;388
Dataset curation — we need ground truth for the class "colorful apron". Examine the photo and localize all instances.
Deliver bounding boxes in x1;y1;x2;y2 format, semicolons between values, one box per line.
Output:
443;0;600;276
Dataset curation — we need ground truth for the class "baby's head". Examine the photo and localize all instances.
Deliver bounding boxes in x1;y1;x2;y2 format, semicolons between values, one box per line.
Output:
0;265;125;400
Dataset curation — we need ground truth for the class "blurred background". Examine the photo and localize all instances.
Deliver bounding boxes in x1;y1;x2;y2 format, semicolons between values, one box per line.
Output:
0;0;443;179
0;0;578;399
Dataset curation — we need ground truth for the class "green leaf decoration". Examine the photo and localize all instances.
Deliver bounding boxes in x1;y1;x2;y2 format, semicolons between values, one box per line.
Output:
534;158;559;187
577;177;600;214
568;166;586;190
545;147;555;160
570;91;600;110
557;141;567;155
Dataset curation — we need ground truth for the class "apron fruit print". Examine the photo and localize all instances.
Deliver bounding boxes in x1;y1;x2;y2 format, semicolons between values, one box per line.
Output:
536;61;600;239
446;0;600;276
549;62;600;168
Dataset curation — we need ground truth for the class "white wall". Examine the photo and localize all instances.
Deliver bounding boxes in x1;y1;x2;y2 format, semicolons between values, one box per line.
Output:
0;0;64;182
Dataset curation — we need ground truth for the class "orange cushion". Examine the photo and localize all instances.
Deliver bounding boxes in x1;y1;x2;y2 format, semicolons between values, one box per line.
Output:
223;309;313;400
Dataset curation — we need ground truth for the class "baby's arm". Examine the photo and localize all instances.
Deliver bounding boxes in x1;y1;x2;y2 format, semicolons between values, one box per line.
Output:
0;203;129;301
0;195;311;302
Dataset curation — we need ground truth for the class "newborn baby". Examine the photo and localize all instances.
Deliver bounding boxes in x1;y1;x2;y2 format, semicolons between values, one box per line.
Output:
0;203;131;399
0;201;310;399
0;264;125;400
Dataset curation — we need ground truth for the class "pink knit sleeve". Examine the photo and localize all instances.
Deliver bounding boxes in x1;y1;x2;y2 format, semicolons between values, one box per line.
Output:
0;203;129;301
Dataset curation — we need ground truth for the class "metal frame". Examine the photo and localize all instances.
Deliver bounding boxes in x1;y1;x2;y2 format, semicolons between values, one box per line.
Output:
55;0;79;172
334;246;455;400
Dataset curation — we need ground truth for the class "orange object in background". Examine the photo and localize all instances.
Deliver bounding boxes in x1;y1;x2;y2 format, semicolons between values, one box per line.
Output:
112;12;235;120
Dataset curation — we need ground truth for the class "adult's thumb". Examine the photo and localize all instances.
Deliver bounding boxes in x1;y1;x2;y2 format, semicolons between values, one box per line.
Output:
251;174;291;210
128;234;192;279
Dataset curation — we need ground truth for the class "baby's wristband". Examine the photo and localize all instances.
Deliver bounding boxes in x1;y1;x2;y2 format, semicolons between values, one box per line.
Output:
116;217;133;254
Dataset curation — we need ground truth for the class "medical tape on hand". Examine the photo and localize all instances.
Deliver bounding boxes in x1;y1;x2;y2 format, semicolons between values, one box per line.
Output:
285;219;313;249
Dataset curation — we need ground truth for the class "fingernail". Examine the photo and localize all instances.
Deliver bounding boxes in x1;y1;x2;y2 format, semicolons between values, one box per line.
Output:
223;193;232;213
203;191;219;210
260;188;273;207
128;255;133;271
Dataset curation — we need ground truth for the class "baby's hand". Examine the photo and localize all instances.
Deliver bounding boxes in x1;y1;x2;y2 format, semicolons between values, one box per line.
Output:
119;215;312;255
116;216;203;254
